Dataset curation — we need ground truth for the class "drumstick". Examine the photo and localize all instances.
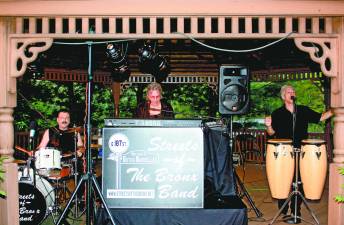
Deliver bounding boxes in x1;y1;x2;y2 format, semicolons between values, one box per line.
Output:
15;145;33;156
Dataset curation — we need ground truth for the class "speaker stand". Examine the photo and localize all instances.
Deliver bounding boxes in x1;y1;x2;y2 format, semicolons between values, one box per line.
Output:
56;42;117;225
226;116;263;218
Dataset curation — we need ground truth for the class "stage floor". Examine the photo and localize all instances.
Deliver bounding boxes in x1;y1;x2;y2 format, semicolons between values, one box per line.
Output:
38;163;328;225
236;163;329;225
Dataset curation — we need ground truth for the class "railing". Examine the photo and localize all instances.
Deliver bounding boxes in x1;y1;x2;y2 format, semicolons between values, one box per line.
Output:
232;129;326;163
14;16;334;38
14;129;326;163
232;129;267;163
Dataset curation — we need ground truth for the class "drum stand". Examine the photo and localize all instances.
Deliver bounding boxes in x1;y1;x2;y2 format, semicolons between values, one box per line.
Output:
269;148;320;225
68;127;85;219
40;175;62;225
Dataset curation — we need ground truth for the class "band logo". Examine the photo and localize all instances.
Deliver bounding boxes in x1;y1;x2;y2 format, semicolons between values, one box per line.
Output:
102;127;204;208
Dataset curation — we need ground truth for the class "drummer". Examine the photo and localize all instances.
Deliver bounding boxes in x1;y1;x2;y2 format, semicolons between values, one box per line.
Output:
37;109;84;157
265;84;332;224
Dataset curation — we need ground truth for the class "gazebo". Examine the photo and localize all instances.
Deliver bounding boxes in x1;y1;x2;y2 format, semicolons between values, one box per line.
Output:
0;1;343;224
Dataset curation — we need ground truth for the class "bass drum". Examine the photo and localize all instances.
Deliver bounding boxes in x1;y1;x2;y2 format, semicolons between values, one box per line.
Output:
18;168;55;225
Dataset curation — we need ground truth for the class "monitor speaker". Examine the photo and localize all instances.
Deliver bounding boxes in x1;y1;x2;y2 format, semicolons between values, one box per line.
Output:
219;65;250;115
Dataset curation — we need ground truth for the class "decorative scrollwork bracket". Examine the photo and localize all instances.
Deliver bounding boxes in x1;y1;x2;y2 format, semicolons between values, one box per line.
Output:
10;38;53;78
294;37;339;93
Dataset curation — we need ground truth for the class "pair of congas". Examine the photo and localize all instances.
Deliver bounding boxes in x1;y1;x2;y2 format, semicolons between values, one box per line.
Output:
266;139;327;200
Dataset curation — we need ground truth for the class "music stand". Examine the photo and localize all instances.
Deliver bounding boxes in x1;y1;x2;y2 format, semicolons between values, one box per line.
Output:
56;42;117;225
269;100;319;225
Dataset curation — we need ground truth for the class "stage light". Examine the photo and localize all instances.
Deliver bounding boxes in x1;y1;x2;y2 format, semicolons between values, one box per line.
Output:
26;53;47;79
154;55;170;82
106;43;130;82
138;43;170;83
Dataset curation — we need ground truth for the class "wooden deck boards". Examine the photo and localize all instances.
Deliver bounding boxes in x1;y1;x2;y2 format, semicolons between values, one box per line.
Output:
236;164;328;225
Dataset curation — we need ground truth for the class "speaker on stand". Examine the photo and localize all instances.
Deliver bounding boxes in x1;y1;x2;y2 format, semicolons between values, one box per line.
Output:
219;65;249;115
218;65;262;217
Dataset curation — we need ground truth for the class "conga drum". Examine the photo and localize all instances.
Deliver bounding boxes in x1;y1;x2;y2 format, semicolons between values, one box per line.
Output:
300;139;327;200
266;139;294;199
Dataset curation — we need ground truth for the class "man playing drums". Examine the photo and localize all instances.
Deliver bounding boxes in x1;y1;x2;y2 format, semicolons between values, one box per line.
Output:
37;110;85;204
37;110;84;156
265;84;332;224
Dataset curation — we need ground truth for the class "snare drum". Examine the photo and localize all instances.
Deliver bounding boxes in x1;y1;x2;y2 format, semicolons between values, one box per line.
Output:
48;164;72;179
300;139;327;200
35;148;61;173
18;168;55;224
266;139;294;199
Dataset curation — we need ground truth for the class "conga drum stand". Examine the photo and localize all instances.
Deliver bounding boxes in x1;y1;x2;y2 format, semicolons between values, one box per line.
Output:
269;148;320;225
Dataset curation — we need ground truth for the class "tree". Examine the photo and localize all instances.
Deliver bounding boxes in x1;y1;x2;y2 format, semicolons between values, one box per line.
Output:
14;78;326;133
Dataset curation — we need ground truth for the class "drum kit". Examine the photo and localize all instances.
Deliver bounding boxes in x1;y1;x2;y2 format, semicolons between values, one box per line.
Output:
16;127;84;225
266;138;327;225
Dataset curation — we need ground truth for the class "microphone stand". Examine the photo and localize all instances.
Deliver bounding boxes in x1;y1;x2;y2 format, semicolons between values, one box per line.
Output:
269;99;320;225
29;128;37;188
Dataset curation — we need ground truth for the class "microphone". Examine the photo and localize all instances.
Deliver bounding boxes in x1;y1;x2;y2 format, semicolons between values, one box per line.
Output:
29;121;37;143
291;96;296;101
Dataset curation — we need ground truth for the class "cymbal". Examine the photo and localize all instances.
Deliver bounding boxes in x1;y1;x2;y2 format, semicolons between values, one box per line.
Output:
65;126;82;133
62;153;73;158
91;144;101;149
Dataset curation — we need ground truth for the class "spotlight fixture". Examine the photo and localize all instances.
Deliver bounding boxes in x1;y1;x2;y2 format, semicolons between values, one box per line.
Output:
138;43;170;83
105;43;130;82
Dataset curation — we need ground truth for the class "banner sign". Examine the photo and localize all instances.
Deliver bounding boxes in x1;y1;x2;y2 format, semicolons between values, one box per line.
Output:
102;127;204;208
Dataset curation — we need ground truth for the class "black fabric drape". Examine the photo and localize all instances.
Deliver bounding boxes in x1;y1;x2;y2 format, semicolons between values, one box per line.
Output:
204;126;236;197
96;201;247;225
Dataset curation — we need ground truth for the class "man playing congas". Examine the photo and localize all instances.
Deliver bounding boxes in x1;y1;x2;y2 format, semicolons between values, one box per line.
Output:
264;84;332;224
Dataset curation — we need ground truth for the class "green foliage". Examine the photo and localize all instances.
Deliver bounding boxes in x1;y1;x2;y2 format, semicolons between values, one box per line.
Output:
249;80;326;132
0;156;7;197
14;77;327;134
91;84;115;127
169;84;211;119
335;167;344;203
15;78;85;130
119;87;138;118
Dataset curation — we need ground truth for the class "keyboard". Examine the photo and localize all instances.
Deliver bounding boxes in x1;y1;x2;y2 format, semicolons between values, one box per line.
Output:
104;118;203;127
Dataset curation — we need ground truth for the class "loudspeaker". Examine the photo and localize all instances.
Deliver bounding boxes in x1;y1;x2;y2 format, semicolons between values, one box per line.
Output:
219;65;250;115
